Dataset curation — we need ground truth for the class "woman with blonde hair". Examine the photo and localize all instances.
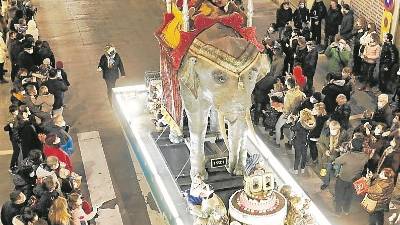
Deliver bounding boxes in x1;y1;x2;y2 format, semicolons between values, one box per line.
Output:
48;197;71;225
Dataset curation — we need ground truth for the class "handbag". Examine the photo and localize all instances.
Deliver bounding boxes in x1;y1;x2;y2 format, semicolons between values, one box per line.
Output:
361;195;377;213
353;177;369;195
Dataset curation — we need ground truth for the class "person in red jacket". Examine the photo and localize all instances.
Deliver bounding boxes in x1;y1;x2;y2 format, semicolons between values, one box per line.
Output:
292;65;307;90
43;133;73;171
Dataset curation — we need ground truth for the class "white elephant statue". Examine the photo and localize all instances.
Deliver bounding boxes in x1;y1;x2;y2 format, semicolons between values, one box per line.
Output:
178;23;270;179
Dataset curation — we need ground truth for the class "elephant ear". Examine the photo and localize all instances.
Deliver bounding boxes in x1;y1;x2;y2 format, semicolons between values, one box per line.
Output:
180;56;199;99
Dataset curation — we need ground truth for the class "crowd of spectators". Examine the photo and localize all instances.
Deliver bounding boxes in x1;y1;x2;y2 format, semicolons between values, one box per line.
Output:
1;1;96;224
254;0;400;224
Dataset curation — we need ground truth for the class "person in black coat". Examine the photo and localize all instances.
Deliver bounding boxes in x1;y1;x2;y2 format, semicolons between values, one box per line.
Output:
97;44;126;100
293;0;309;30
339;4;354;41
18;112;41;159
322;73;347;113
17;43;35;72
323;0;342;49
303;41;318;92
275;1;293;39
292;109;316;174
308;102;329;163
352;17;367;77
330;94;351;130
379;33;399;93
4;105;21;170
43;69;68;115
371;94;393;127
55;61;70;87
37;41;55;67
0;190;27;225
310;0;327;45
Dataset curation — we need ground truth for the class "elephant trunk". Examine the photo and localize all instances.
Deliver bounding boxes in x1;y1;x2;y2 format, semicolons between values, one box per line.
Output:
217;110;229;149
245;109;257;140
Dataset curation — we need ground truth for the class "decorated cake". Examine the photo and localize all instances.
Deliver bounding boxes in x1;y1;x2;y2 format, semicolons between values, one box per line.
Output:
229;155;287;225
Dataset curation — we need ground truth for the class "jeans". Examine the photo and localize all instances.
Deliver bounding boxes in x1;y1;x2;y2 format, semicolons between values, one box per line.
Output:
10;139;20;168
335;177;354;213
369;211;384;225
362;62;376;87
379;66;393;93
322;162;341;185
275;114;287;145
308;140;318;161
294;145;307;170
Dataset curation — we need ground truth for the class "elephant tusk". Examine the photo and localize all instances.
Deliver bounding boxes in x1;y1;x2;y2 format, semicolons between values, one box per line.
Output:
217;110;229;152
245;110;257;140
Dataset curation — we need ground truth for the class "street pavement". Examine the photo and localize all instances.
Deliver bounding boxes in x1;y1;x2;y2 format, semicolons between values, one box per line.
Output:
0;0;397;225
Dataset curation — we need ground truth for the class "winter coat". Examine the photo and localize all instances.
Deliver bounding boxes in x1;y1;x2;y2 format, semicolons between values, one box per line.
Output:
317;127;349;164
293;7;309;29
310;1;327;23
33;190;59;218
334;151;369;182
98;53;125;80
353;29;365;56
32;94;55;113
309;115;329;139
25;20;39;41
292;121;310;148
18;120;41;157
322;79;348;113
0;201;25;225
380;42;399;71
325;6;342;35
330;103;351;129
57;68;70;86
363;43;381;64
17;50;35;71
367;178;395;212
276;4;292;28
294;46;308;68
43;78;68;110
324;45;351;73
339;11;354;40
372;104;393;127
43;145;73;171
283;87;305;114
38;44;56;66
303;47;318;77
377;147;400;175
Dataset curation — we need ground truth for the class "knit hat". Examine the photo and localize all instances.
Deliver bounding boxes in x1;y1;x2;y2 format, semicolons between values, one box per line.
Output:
56;61;64;69
299;109;316;130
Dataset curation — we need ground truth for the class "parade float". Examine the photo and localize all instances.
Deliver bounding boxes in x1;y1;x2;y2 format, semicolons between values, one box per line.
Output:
113;0;332;225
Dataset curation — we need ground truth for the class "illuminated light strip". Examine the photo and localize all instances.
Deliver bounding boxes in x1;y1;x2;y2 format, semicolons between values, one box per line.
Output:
114;86;184;225
248;133;333;225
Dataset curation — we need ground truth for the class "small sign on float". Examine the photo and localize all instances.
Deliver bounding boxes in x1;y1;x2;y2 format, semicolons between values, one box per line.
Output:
211;157;228;168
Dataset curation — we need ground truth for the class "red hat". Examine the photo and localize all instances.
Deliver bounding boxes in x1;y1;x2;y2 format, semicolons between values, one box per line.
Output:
56;61;63;69
292;66;307;88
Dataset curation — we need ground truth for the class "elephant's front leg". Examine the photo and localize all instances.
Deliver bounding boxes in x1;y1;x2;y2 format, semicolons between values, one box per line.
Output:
227;118;247;175
187;105;211;180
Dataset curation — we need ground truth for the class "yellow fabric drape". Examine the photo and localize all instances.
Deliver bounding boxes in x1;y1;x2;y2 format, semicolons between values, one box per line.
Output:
162;5;183;49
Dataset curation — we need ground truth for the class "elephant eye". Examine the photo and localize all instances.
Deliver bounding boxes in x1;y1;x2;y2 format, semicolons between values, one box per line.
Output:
213;73;228;84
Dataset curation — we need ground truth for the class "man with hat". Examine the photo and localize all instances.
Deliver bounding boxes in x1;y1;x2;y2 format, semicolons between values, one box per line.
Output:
97;44;126;101
333;137;368;215
1;190;27;225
